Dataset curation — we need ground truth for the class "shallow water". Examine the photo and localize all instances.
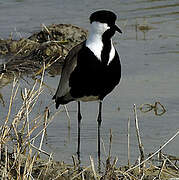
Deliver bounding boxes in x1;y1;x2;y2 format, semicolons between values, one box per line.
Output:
0;0;179;166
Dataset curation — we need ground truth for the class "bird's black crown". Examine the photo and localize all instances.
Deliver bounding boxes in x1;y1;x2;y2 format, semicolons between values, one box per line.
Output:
90;10;117;26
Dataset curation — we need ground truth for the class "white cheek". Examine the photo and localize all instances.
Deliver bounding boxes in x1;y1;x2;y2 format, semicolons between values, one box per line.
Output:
91;21;110;34
86;21;115;62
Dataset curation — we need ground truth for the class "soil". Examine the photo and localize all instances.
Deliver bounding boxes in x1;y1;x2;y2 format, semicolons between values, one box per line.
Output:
0;24;87;88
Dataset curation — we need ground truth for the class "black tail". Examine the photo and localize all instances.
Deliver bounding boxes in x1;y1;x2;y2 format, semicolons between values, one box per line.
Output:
52;95;70;109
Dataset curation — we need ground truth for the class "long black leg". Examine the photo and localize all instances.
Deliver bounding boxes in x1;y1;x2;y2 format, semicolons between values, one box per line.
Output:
77;101;82;162
97;101;102;164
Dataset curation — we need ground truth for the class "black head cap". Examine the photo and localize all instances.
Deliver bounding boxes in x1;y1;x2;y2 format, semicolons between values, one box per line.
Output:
90;10;117;26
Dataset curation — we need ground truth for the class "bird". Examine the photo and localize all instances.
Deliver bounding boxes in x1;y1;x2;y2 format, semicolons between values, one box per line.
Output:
53;10;122;162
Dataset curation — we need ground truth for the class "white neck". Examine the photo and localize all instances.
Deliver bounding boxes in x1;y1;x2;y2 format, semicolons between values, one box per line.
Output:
86;32;103;60
86;21;115;64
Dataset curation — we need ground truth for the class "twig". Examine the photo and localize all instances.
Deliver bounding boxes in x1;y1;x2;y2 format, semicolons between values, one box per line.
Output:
90;156;97;180
30;143;51;157
112;157;118;168
38;107;49;153
64;105;71;129
53;169;69;180
101;138;107;157
127;117;131;167
133;104;145;167
34;55;62;76
72;155;78;168
161;153;179;171
108;128;113;158
1;77;18;139
126;129;179;173
158;159;167;179
28;108;62;144
71;166;91;180
42;23;52;41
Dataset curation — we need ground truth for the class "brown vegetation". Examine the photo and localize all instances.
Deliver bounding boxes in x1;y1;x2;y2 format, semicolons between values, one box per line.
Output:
0;24;178;179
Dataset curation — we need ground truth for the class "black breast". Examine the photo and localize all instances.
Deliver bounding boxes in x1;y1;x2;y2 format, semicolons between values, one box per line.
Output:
69;45;121;100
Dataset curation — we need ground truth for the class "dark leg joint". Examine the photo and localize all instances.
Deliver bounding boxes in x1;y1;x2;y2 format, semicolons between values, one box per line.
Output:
78;110;82;123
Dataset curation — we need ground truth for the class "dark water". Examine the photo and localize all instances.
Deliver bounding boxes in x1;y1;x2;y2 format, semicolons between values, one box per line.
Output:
0;0;179;166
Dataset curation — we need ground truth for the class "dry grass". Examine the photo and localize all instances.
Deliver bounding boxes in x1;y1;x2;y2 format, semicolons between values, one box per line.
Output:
0;72;178;179
0;24;179;179
0;64;179;179
0;64;55;179
0;63;98;179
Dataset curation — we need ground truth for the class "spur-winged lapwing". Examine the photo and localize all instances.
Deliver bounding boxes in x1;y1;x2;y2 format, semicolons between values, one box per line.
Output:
53;10;122;161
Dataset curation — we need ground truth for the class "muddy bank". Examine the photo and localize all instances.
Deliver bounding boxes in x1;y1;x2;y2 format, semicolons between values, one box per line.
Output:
0;24;87;88
0;148;178;179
